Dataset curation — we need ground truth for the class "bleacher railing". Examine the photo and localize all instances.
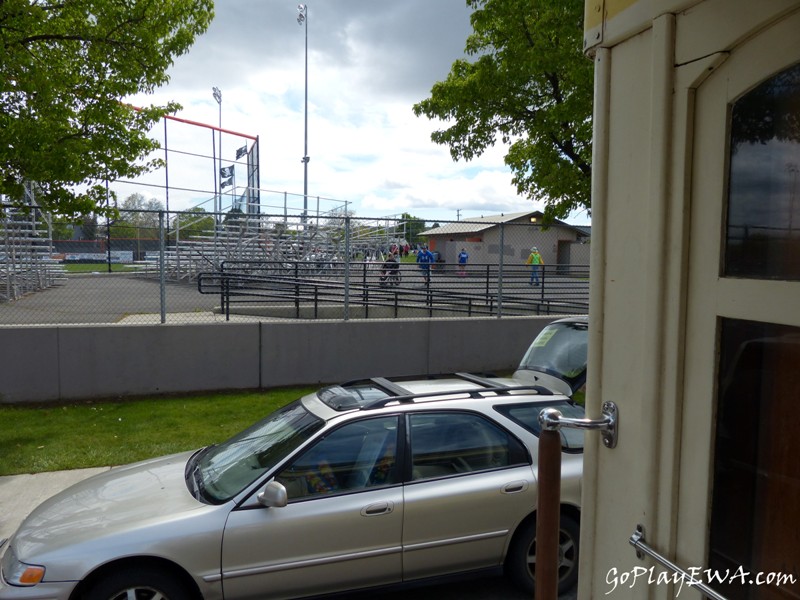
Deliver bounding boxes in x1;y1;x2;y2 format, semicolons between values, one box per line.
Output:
0;208;590;325
197;260;590;321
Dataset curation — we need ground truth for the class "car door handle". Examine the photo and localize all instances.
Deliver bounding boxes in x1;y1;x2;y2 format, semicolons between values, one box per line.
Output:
502;480;529;494
361;501;394;516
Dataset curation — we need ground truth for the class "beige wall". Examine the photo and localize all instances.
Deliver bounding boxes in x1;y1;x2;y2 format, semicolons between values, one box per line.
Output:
0;316;559;404
430;220;584;267
581;1;800;598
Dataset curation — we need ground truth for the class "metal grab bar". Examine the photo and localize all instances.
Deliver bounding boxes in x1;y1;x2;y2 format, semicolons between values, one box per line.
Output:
534;400;619;598
538;400;619;448
629;525;729;600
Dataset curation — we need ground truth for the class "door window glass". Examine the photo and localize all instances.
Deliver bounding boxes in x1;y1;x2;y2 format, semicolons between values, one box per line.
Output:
275;416;399;500
495;400;586;452
709;318;800;599
408;412;528;481
725;62;800;279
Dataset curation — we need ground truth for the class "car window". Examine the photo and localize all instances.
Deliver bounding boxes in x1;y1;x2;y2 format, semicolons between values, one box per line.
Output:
192;399;324;503
494;401;585;452
316;383;391;410
408;412;529;481
276;416;399;500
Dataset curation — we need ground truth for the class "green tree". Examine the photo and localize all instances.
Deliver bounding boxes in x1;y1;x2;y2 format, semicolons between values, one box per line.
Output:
173;208;214;240
109;193;164;239
1;0;214;216
45;215;75;241
80;214;98;240
223;207;247;233
119;193;164;228
413;0;592;222
400;213;427;244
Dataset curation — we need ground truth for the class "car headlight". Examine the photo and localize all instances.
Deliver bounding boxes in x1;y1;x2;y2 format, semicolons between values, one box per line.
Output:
1;543;46;586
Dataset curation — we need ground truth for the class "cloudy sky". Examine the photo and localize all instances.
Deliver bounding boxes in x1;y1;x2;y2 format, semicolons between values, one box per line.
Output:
123;0;589;225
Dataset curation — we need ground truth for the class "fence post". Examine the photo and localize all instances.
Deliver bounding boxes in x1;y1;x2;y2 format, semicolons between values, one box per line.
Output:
361;256;368;308
224;277;230;321
485;264;490;307
540;264;547;301
175;213;181;280
219;261;226;314
105;180;112;274
497;223;505;318
159;211;166;324
344;216;350;321
536;426;562;600
294;261;300;318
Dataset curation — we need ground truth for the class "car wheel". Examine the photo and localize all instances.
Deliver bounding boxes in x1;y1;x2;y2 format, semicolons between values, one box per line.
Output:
506;513;580;595
84;567;190;600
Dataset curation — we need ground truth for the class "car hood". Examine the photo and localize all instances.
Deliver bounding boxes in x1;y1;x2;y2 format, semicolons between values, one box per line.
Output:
12;451;210;562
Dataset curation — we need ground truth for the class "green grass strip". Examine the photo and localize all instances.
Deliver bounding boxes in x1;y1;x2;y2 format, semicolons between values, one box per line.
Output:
0;388;315;476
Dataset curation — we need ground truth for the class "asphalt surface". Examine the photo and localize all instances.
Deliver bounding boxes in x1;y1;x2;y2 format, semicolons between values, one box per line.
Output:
0;273;219;325
0;468;577;599
0;270;586;326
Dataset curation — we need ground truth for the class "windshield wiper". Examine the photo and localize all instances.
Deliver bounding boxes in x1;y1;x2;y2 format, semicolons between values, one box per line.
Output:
185;445;215;502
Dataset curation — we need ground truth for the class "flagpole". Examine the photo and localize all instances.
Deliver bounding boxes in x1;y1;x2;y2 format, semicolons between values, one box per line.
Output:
297;4;309;226
212;86;222;231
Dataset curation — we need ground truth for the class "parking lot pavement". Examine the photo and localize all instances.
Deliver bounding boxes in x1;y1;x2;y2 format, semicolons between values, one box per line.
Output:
0;469;577;600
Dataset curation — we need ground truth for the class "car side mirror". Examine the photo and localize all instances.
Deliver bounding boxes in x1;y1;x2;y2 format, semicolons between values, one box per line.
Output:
257;480;288;508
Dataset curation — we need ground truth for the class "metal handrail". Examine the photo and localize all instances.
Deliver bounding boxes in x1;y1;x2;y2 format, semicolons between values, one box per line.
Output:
538;400;618;448
535;400;619;599
629;526;729;600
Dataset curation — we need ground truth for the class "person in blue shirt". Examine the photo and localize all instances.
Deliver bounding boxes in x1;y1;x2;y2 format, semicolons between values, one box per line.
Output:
416;245;434;284
457;248;469;276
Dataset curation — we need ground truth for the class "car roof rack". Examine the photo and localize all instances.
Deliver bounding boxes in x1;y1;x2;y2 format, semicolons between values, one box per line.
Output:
357;375;554;411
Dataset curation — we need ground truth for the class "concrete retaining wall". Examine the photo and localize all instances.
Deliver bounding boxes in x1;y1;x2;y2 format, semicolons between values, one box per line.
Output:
0;316;561;404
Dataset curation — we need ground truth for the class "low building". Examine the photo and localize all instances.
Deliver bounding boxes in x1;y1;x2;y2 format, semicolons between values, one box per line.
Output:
420;211;590;267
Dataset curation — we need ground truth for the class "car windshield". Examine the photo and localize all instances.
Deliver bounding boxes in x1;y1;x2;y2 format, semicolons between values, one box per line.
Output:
517;320;588;390
494;400;586;452
187;399;324;503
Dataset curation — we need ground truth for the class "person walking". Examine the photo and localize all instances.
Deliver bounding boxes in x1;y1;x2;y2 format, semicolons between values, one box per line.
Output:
526;246;544;286
457;248;469;276
380;252;400;287
416;245;434;284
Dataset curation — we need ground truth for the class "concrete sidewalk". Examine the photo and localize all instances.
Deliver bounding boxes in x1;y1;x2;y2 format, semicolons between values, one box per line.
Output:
0;467;111;540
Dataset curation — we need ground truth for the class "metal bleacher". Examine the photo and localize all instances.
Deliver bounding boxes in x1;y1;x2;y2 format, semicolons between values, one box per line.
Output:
1;207;66;304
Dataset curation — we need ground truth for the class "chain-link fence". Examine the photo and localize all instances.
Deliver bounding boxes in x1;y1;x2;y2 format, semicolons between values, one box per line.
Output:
1;206;590;326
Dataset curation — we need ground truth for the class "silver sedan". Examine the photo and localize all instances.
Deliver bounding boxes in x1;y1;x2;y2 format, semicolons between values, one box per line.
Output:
0;374;583;600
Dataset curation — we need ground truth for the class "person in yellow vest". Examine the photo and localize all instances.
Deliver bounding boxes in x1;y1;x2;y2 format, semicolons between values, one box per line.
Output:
526;246;544;286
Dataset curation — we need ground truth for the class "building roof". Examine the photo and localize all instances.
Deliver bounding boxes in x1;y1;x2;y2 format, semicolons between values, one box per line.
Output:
421;211;589;238
420;211;537;236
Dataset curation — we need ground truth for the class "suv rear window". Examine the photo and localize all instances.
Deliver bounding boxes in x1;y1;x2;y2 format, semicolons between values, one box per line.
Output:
517;320;588;391
494;401;585;452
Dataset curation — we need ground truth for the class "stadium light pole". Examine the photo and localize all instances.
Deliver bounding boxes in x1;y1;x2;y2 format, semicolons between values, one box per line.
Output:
212;86;222;227
297;4;309;224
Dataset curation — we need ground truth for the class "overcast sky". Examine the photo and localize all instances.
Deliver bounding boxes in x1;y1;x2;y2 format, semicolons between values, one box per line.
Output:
123;0;589;225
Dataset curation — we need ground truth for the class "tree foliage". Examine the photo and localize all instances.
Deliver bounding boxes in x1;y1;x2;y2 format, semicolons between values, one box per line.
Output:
173;208;214;239
118;193;164;228
413;0;592;222
400;212;427;244
1;0;214;216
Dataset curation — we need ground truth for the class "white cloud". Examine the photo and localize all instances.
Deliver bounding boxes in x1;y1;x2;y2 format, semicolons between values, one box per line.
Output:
120;0;586;225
